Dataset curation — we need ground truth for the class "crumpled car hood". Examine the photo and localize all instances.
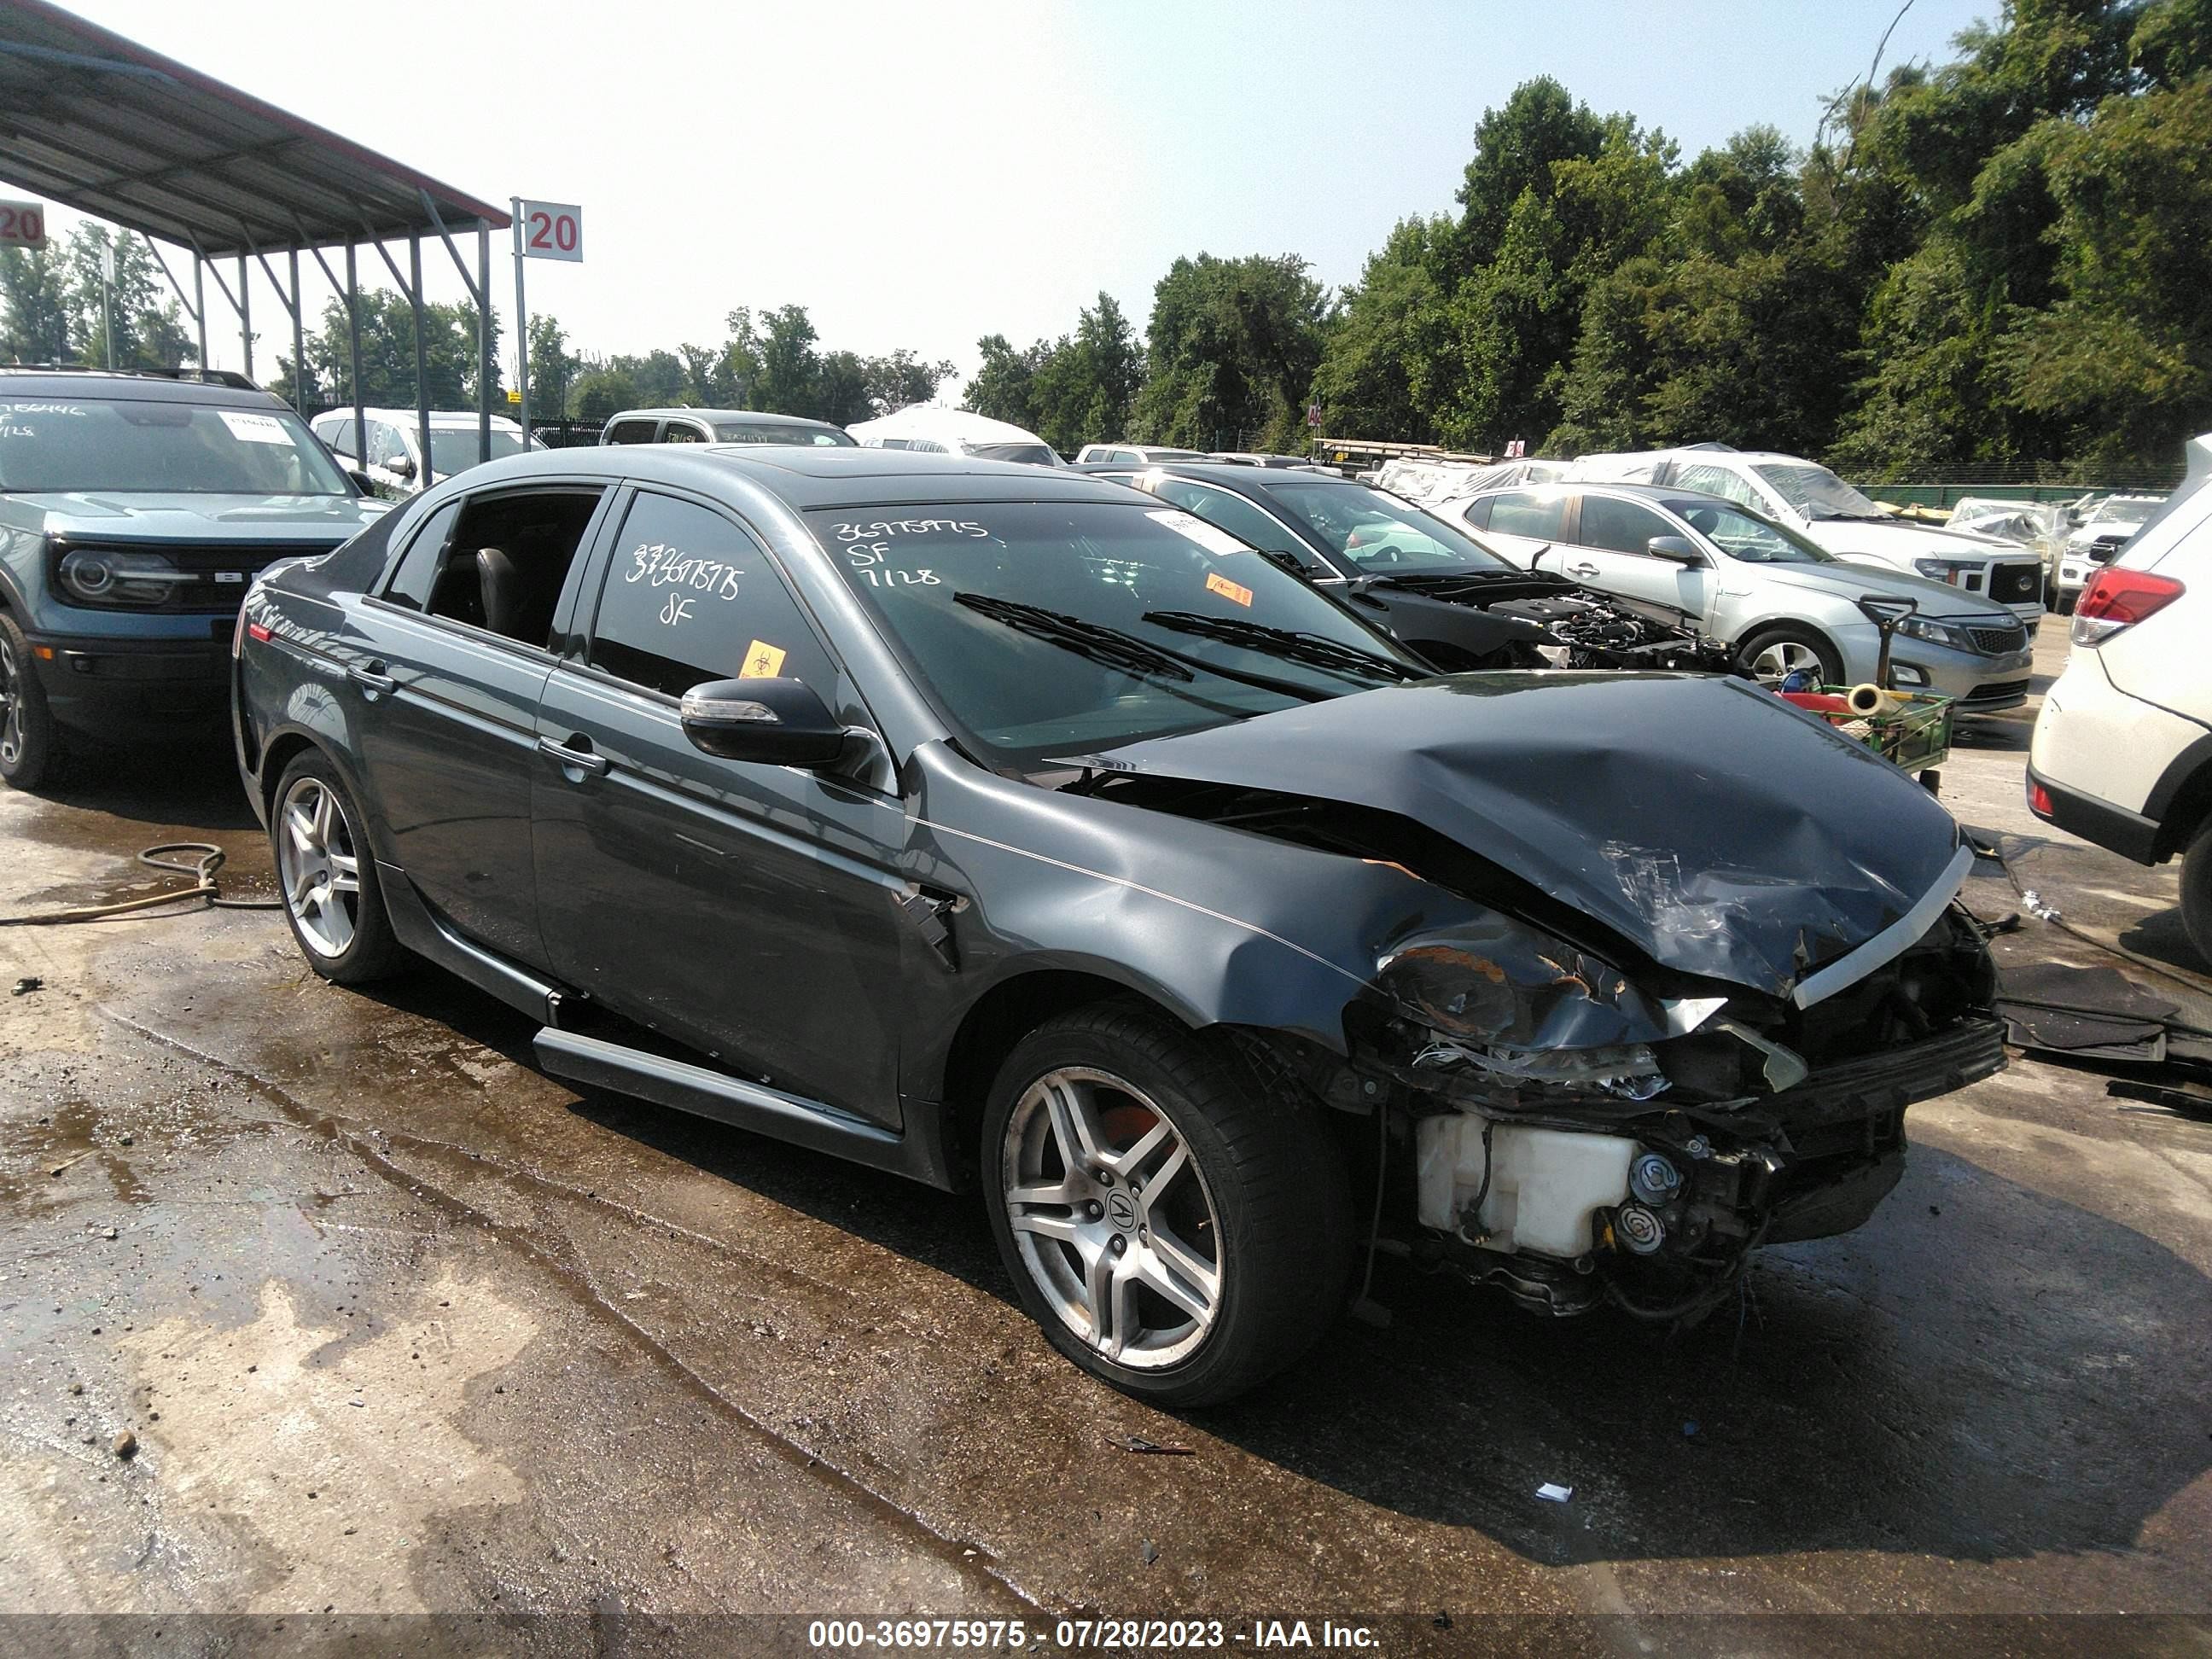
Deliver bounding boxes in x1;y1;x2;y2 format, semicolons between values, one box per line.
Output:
1086;672;1963;998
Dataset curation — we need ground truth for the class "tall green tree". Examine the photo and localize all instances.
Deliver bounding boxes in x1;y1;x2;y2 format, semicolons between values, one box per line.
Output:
1132;254;1328;451
280;288;495;410
963;333;1045;429
0;244;73;364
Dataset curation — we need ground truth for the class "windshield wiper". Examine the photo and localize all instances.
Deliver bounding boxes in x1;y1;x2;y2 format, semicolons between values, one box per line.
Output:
955;593;1194;682
953;593;1330;702
1141;610;1421;682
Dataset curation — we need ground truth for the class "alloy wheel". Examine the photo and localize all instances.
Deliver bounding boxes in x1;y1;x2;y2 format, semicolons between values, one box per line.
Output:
0;636;21;770
1747;639;1826;685
276;776;363;958
1001;1066;1224;1369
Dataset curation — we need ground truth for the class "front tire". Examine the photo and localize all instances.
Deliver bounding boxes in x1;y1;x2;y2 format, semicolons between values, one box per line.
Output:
0;611;63;792
1734;624;1844;689
2181;824;2212;969
271;754;406;984
981;1004;1353;1406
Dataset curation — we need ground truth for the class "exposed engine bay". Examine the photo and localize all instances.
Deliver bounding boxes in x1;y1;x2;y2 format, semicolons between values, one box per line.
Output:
1367;568;1727;672
1077;768;2004;1325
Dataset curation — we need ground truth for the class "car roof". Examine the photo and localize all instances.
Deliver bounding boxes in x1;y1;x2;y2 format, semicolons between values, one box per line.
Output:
1469;478;1714;509
1078;458;1359;490
450;442;1140;509
612;407;846;430
318;406;522;427
0;369;288;410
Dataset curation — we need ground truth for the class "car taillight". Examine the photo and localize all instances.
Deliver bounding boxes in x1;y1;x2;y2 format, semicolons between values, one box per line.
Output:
2029;779;2052;816
2072;567;2184;645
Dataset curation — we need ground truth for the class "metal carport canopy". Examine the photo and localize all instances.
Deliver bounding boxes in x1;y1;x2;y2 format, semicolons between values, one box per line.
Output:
0;0;512;481
0;0;506;255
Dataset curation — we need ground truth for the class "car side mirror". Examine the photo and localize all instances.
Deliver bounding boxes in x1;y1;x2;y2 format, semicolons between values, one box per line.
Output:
1646;535;1704;565
386;453;416;480
679;677;851;768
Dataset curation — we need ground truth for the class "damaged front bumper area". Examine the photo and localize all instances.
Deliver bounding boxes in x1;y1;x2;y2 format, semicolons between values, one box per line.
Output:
1354;905;2003;1322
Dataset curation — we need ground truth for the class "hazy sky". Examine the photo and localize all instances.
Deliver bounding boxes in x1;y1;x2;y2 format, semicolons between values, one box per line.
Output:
38;0;1994;388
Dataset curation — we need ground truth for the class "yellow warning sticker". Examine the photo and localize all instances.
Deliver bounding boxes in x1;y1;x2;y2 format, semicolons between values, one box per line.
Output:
738;639;787;679
1204;571;1254;608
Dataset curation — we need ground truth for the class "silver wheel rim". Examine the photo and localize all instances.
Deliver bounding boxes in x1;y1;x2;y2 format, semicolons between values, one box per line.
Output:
0;636;23;769
1747;638;1825;685
276;776;362;958
1002;1066;1224;1370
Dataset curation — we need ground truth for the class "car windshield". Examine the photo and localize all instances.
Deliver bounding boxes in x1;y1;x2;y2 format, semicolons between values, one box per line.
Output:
716;422;855;446
1751;463;1886;521
0;396;352;496
1662;497;1837;564
812;502;1427;766
428;428;527;474
1260;480;1513;573
965;442;1057;465
2088;495;2161;524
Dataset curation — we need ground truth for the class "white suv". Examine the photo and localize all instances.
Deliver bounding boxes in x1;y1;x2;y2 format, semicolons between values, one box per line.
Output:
2029;433;2212;959
2053;493;2168;613
1565;445;2046;625
311;407;534;498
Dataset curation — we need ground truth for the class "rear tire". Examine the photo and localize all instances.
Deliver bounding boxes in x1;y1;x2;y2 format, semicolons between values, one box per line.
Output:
0;611;63;793
1733;624;1844;689
981;1004;1353;1406
270;753;407;984
2057;590;2078;617
2181;824;2212;970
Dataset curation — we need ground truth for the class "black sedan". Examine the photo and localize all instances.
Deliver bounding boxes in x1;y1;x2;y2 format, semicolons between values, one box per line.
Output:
1077;459;1723;672
235;447;2002;1404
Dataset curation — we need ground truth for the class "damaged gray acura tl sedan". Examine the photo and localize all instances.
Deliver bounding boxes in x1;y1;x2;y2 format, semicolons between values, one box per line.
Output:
233;445;2003;1404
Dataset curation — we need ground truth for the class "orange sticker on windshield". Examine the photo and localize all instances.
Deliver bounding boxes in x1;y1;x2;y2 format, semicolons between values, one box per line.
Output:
738;640;787;679
1204;571;1254;608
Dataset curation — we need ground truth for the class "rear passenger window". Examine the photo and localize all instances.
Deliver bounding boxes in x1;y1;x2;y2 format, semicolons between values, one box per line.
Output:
1576;495;1676;556
587;492;835;700
381;500;461;610
421;487;606;649
661;422;707;444
605;420;656;445
1484;491;1565;539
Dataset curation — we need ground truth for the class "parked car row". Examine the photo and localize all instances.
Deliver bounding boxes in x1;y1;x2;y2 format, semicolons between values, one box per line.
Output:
14;361;2199;1406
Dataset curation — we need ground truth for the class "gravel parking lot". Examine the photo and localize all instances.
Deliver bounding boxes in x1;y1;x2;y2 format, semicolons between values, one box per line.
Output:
3;620;2208;1650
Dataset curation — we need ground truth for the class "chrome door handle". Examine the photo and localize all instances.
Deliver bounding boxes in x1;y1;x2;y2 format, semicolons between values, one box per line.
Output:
537;736;610;777
347;661;396;696
1568;562;1598;579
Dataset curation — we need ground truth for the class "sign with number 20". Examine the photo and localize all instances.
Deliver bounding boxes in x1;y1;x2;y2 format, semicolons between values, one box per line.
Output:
518;201;582;263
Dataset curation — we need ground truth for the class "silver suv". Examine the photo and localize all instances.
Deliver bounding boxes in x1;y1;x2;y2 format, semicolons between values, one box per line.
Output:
1461;480;2036;710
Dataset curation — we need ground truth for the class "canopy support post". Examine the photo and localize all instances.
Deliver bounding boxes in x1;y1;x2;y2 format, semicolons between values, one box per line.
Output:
478;221;492;463
236;253;250;381
410;233;429;491
346;242;364;476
